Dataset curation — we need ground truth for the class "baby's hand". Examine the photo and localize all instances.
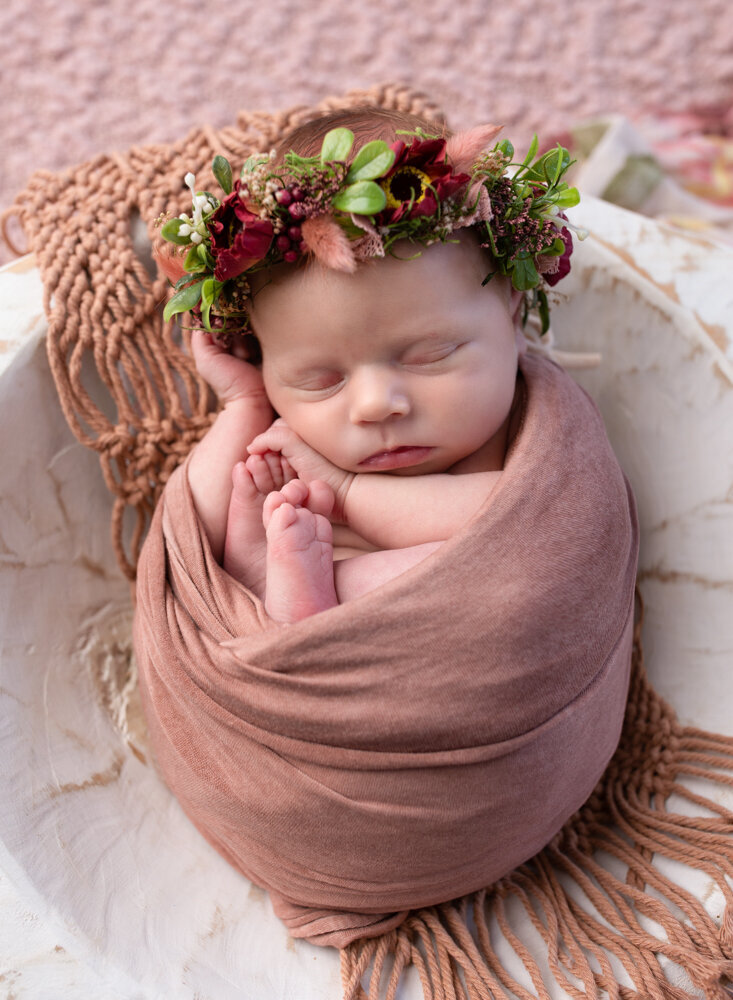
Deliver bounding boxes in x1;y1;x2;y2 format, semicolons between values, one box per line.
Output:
247;420;354;520
191;329;270;409
245;450;297;495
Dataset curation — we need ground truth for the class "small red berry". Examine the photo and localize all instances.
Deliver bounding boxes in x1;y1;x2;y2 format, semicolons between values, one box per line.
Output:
290;187;304;202
283;250;298;263
288;203;306;220
276;235;291;252
298;241;307;254
287;225;302;241
275;189;292;206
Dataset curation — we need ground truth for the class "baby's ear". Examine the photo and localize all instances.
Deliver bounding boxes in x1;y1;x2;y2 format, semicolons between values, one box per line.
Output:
509;286;524;321
510;289;528;353
232;332;262;366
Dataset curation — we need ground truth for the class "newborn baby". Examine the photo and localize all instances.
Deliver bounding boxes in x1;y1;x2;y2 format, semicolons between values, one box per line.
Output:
187;233;527;623
135;108;639;955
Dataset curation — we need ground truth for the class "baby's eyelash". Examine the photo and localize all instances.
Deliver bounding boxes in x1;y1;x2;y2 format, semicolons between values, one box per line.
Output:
401;343;460;365
293;372;344;392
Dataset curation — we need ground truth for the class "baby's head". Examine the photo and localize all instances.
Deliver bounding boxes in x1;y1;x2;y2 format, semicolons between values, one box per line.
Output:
242;107;525;475
160;105;580;472
249;227;525;476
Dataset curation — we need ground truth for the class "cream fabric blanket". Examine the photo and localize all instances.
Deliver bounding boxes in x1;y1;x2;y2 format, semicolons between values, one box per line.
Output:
133;350;639;947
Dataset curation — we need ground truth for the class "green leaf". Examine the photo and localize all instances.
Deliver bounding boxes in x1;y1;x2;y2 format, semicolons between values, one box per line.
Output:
212;156;233;194
554;187;580;209
241;154;267;176
526;148;570;185
345;141;395;182
200;277;216;331
537;289;550;335
521;135;539;168
551;147;565;185
497;140;514;160
161;218;191;246
183;246;206;272
321;128;354;164
510;255;540;291
547;236;567;256
163;280;204;322
332;180;386;215
200;277;215;307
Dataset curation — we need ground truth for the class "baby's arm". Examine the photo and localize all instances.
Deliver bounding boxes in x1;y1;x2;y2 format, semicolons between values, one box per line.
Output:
247;422;501;549
186;331;274;560
342;471;500;547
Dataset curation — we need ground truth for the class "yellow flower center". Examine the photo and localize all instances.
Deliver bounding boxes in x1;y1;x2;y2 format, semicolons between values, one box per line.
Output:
381;166;432;209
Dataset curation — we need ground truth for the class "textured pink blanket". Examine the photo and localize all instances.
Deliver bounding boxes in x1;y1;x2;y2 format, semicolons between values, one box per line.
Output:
133;350;639;947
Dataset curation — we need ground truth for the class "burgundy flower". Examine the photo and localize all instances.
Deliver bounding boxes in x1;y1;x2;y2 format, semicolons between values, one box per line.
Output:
207;180;274;280
542;223;573;287
378;137;471;224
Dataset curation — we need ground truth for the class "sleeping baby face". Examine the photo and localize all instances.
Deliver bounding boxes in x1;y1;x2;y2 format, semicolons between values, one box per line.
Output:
248;235;526;476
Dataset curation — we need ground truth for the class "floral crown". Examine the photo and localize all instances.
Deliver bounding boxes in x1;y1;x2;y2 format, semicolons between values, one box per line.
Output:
158;124;585;343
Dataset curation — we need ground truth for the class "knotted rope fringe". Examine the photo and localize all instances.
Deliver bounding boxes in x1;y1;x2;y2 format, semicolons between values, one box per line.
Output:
5;86;733;1000
340;599;733;999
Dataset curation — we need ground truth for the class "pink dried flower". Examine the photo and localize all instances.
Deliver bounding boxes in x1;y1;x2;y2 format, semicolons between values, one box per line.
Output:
446;124;504;174
301;215;357;273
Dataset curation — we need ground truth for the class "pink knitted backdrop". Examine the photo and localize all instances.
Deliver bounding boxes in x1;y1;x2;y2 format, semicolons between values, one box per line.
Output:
2;0;732;265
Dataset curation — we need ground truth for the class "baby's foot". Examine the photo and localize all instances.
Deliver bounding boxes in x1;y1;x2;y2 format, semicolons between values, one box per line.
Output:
262;480;337;624
223;461;271;597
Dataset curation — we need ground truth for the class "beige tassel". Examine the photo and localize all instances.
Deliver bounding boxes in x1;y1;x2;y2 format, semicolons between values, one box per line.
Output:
301;215;357;273
445;124;504;174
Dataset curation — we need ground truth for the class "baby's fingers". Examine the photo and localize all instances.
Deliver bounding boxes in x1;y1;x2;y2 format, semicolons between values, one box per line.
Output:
246;421;296;456
264;450;290;491
190;328;270;406
190;328;223;376
245;453;277;495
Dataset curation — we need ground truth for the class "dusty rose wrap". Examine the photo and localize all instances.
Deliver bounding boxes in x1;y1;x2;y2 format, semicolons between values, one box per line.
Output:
133;351;639;947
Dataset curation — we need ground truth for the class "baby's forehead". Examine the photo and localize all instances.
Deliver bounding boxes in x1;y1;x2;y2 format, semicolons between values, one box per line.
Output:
252;235;502;309
251;257;515;371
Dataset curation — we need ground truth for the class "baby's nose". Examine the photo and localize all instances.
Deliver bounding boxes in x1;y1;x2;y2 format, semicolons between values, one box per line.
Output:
348;367;410;424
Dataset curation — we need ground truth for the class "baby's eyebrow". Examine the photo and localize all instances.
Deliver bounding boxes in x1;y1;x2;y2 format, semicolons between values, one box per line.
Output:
276;360;336;381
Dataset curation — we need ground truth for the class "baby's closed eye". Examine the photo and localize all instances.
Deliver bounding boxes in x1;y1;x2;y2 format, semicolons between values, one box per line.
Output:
290;370;345;394
400;341;462;367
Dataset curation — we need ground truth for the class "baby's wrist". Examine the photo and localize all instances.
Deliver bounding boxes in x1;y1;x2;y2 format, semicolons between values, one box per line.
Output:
333;471;356;524
220;393;271;420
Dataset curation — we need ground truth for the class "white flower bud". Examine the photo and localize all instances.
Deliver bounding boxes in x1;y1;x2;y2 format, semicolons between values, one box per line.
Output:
190;231;203;245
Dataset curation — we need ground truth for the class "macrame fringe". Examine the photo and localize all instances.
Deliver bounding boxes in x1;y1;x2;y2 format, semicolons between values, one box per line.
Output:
340;601;733;1000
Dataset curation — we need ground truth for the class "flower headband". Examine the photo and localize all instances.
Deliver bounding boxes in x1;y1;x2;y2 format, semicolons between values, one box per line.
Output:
158;125;585;343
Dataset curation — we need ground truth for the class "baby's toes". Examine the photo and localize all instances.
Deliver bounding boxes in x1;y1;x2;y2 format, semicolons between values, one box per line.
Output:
262;480;308;528
230;461;261;510
306;480;335;519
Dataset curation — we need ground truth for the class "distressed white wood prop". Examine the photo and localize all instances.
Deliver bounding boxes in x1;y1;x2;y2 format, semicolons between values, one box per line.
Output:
1;195;732;999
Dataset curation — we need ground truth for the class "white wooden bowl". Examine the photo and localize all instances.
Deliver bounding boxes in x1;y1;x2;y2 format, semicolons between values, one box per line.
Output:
1;196;731;998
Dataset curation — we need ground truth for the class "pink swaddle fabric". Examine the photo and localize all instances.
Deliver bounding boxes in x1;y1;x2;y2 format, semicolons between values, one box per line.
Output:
133;350;639;947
